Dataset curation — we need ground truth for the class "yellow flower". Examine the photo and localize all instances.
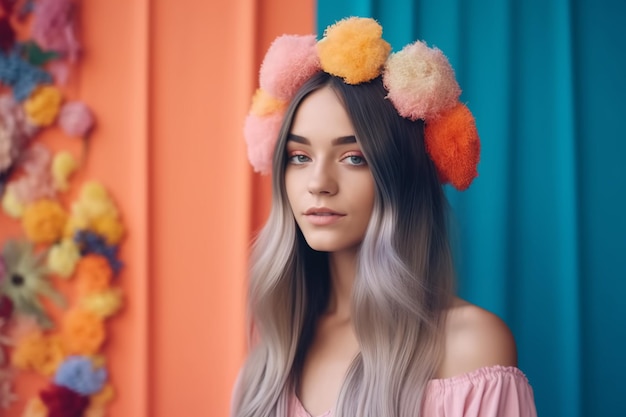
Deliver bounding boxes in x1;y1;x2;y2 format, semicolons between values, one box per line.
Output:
91;215;124;245
1;186;24;218
22;199;68;244
11;331;65;376
81;288;123;318
52;151;78;191
63;213;90;239
91;355;106;368
63;181;124;242
89;384;115;407
83;408;106;417
47;239;81;278
75;182;118;220
23;86;63;127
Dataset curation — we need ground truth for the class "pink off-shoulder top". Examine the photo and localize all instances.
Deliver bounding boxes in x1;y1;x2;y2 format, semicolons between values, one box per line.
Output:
290;366;537;417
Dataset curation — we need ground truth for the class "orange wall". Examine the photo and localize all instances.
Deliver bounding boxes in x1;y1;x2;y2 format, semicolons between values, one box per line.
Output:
1;1;314;416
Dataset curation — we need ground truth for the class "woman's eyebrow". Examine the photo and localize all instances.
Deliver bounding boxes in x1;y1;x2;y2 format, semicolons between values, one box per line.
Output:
287;134;357;145
332;136;357;145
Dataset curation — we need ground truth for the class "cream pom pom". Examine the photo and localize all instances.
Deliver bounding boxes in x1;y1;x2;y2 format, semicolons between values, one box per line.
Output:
383;41;461;121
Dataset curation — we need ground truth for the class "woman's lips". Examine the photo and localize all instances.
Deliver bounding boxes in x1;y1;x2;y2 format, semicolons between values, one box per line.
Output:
303;208;345;226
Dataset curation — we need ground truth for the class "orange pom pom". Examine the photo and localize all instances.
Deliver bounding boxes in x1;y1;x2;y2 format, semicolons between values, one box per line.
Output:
74;255;113;296
424;103;480;190
22;199;68;244
317;17;391;84
11;332;65;376
62;308;106;355
250;89;288;117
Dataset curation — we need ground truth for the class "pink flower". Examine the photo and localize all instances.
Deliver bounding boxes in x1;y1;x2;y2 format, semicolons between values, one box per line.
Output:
58;101;94;137
0;369;17;409
11;144;56;204
0;125;11;171
0;94;38;171
32;0;81;61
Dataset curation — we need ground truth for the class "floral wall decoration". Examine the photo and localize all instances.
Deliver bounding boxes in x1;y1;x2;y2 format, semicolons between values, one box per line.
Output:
0;1;124;416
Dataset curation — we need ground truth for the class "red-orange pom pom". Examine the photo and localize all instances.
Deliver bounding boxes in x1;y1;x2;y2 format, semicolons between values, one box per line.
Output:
424;103;480;190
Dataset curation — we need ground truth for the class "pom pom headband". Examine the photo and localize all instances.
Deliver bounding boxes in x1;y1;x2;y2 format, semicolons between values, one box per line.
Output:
244;17;480;190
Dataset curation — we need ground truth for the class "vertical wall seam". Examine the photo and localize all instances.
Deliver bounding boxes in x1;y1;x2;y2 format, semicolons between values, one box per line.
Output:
555;0;581;414
141;0;152;415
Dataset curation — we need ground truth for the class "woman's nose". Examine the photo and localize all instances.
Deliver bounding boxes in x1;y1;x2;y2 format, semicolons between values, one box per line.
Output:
307;161;338;195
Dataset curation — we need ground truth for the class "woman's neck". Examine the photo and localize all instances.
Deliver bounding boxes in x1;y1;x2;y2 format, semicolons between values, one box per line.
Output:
326;249;358;321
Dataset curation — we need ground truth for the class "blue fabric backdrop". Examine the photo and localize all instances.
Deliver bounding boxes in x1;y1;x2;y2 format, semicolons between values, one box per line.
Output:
317;1;626;416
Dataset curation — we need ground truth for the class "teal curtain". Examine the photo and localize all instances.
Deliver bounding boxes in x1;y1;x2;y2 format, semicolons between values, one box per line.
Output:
318;1;626;416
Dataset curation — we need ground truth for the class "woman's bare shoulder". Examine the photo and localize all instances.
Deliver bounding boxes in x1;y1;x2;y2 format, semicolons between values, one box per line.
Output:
436;298;518;379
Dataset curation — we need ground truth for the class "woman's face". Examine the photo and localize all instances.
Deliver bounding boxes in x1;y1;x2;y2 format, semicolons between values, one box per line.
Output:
285;86;375;255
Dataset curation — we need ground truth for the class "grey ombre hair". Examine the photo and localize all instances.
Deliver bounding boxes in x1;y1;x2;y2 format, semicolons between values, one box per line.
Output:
232;72;454;417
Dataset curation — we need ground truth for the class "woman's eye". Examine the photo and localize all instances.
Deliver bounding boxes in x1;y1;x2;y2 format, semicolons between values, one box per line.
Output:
288;154;311;164
343;154;367;166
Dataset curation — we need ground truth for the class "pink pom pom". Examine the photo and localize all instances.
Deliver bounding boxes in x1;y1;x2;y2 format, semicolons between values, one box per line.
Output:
259;35;321;101
244;112;285;174
383;41;461;121
32;0;81;61
58;101;94;137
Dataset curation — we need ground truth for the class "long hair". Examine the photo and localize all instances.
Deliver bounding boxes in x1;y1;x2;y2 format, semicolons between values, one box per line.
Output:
233;72;455;417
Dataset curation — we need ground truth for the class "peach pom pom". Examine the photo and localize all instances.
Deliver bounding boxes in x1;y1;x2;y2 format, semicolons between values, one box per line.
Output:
259;34;320;101
244;112;284;174
384;41;461;121
424;103;480;190
317;17;391;85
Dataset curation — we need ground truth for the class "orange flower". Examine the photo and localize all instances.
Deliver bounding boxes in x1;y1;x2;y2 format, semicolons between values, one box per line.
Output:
22;199;68;244
74;255;112;296
62;309;106;355
11;331;65;376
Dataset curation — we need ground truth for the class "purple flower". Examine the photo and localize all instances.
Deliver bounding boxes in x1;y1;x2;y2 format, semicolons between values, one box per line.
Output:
53;356;107;396
74;230;123;275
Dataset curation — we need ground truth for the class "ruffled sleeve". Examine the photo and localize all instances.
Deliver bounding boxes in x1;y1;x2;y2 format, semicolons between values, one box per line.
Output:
422;366;537;417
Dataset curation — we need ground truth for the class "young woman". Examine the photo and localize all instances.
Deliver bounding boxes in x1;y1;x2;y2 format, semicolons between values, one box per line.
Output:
233;17;537;417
